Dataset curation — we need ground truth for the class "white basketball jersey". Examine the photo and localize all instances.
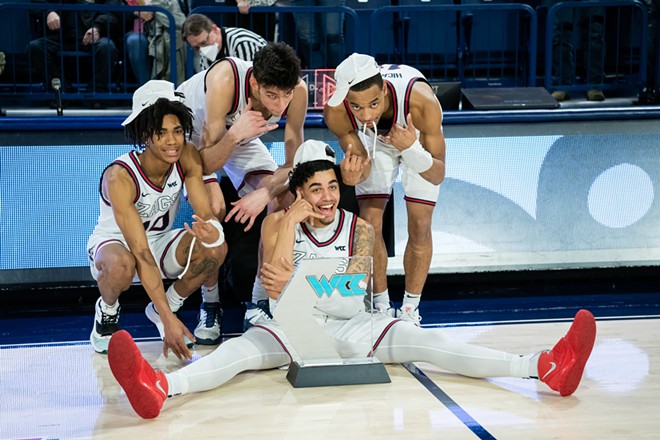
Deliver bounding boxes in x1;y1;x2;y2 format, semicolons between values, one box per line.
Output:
291;209;365;319
177;57;282;149
345;63;432;148
91;151;184;237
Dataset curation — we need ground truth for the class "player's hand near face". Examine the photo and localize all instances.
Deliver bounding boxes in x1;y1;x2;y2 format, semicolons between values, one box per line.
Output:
227;99;278;144
284;190;324;224
379;113;418;152
340;143;371;186
224;187;270;232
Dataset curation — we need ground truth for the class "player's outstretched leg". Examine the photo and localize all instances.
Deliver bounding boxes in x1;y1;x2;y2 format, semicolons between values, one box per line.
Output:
108;330;168;419
538;309;596;396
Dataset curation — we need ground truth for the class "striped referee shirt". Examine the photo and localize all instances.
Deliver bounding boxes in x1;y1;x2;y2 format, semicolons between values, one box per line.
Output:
198;27;268;72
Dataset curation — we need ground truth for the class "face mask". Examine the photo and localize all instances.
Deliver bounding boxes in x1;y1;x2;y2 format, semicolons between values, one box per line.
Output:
199;43;219;62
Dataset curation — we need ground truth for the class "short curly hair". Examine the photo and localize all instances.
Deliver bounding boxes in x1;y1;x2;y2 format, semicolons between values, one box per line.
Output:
288;146;337;195
124;98;194;148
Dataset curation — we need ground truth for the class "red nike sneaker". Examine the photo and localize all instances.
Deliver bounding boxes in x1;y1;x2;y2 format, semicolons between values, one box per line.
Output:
538;309;597;396
108;330;168;419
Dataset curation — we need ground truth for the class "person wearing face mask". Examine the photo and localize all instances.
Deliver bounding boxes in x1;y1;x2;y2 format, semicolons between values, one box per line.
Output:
182;13;268;74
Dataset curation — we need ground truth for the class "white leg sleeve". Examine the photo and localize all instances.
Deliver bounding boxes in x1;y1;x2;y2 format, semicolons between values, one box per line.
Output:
375;323;531;378
166;328;290;395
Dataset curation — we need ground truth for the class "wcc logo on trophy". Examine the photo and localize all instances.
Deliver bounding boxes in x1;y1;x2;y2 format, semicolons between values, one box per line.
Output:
305;273;368;298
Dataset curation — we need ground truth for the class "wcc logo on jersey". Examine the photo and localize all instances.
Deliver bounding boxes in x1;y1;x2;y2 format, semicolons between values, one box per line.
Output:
306;273;368;298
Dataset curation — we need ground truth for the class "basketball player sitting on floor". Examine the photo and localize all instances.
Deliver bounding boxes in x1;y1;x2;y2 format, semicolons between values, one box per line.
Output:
107;140;597;419
87;80;227;358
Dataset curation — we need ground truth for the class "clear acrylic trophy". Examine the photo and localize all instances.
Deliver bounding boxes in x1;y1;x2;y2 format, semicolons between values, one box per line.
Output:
272;256;391;388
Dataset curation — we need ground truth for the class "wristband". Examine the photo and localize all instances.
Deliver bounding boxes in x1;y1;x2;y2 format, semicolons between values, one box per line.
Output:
400;140;433;174
201;219;225;248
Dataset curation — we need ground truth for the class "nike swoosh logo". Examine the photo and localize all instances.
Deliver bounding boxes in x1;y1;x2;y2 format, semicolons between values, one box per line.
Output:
141;101;149;107
541;361;557;380
155;379;167;397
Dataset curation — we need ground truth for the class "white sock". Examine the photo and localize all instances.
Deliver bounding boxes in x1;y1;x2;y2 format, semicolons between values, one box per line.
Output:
373;290;390;306
166;284;185;313
528;352;542;378
201;283;220;303
508;353;538;378
402;291;421;309
251;276;268;303
100;298;119;315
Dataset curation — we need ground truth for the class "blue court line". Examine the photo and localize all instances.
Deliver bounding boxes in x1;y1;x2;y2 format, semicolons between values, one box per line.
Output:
403;362;496;440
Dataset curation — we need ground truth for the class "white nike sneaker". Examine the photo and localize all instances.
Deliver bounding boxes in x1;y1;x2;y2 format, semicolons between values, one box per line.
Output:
243;300;272;331
373;302;395;317
194;302;222;345
397;304;422;326
90;297;120;354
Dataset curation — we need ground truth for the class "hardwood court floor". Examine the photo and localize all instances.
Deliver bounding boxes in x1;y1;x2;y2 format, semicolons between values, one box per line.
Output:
1;311;658;439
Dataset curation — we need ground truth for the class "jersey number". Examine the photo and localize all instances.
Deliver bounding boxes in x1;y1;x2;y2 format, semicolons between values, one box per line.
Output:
143;211;170;232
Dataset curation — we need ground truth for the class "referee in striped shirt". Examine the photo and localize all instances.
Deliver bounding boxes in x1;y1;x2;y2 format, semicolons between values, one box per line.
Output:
183;13;268;73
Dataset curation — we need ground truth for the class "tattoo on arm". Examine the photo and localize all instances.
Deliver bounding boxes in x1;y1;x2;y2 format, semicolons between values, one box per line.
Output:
348;221;374;275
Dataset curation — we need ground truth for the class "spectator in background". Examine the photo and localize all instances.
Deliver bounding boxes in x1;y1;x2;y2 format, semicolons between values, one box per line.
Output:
637;0;660;104
27;0;120;95
123;0;186;87
182;13;268;73
234;0;278;42
289;0;345;69
545;0;606;102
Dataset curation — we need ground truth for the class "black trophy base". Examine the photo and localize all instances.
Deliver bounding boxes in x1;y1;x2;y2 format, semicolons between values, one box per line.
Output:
286;360;391;388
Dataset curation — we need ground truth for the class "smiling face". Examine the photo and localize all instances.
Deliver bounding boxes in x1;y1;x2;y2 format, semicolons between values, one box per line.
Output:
346;82;388;128
145;114;185;164
300;169;340;227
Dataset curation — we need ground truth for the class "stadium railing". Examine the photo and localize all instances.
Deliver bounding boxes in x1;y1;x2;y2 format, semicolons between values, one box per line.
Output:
0;3;179;105
541;0;648;96
0;1;653;107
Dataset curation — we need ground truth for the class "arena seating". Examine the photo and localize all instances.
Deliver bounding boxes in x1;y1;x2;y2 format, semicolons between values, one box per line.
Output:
0;1;655;108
